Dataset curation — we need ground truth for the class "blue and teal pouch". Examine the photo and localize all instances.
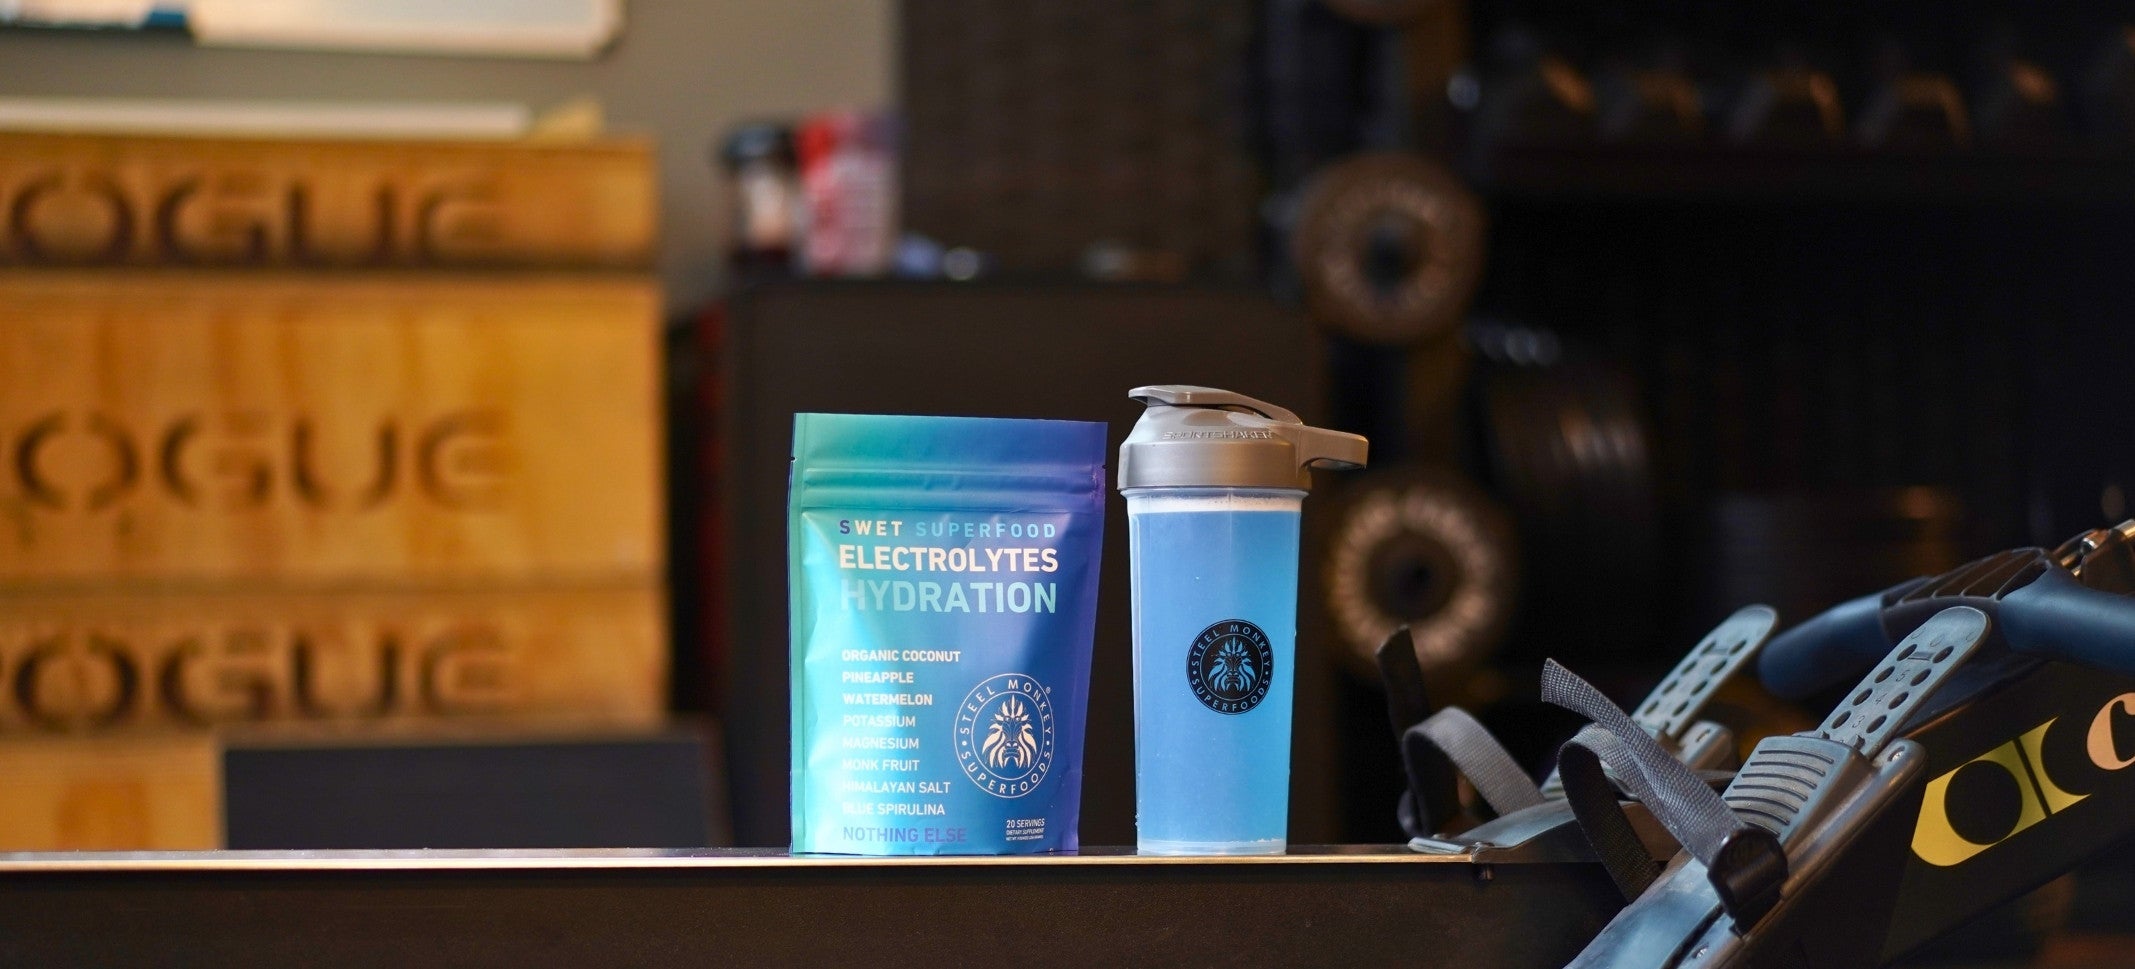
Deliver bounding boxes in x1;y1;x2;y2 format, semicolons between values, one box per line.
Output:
789;413;1106;855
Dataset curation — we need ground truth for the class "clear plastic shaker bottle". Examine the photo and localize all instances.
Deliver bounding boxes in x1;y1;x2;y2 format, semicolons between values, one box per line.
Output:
1118;385;1368;855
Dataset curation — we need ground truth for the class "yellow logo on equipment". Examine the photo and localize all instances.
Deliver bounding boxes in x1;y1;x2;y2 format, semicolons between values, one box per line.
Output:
1913;692;2135;867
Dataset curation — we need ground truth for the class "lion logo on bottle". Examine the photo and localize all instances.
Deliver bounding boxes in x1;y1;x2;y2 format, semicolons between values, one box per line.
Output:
956;674;1057;797
1188;619;1275;714
1207;639;1259;695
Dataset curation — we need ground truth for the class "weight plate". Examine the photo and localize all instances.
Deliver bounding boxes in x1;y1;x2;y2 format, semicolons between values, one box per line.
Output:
1292;153;1486;347
1480;362;1657;542
1319;466;1519;680
1473;351;1661;660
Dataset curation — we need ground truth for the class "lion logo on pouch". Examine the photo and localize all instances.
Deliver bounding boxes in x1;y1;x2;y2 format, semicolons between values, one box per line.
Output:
1188;620;1275;714
955;673;1056;797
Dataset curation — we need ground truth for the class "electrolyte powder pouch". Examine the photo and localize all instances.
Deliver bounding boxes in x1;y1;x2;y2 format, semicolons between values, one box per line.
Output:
790;413;1106;854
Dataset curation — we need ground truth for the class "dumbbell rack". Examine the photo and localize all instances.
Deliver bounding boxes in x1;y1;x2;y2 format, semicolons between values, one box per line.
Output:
0;847;1620;967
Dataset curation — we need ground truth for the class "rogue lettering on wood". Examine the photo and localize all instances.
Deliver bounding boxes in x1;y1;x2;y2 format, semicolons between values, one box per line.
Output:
0;272;661;585
0;132;655;269
0;586;665;731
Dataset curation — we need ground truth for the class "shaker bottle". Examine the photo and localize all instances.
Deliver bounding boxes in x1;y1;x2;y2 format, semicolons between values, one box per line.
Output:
1119;385;1368;855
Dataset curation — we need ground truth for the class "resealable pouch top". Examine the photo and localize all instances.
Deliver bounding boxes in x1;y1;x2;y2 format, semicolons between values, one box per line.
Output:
789;413;1106;855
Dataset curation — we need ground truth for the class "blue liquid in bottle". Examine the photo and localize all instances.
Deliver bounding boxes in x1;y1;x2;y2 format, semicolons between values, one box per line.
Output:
1127;489;1302;855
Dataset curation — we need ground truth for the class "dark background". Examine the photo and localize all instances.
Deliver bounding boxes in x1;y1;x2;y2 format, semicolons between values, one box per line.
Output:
689;0;2135;852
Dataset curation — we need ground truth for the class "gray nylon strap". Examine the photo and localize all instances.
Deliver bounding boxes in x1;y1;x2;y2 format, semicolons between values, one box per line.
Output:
1556;725;1664;901
1541;660;1743;871
1408;707;1546;819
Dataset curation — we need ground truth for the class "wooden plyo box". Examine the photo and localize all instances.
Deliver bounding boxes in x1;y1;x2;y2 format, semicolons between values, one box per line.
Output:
0;132;656;269
0;732;222;850
0;584;668;732
0;271;663;585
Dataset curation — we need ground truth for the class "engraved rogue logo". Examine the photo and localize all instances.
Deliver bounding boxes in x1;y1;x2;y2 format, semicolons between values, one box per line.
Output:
955;673;1056;798
1913;692;2135;867
1188;619;1274;715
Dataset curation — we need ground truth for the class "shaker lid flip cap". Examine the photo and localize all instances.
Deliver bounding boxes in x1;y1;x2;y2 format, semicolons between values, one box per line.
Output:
1119;385;1369;491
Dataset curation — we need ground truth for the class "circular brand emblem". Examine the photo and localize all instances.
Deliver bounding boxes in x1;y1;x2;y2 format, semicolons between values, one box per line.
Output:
1188;620;1276;714
954;673;1057;798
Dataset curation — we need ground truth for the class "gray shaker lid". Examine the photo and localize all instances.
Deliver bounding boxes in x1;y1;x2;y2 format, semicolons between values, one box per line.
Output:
1119;385;1369;491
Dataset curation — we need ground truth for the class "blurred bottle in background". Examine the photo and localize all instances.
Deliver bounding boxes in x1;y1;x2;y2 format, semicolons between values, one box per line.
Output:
795;110;899;277
717;121;800;281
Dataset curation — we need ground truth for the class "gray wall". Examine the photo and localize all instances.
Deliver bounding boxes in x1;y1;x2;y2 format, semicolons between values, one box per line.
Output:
0;0;895;315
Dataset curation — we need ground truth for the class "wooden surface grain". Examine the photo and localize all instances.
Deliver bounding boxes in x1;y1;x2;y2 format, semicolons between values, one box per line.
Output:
0;271;663;585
